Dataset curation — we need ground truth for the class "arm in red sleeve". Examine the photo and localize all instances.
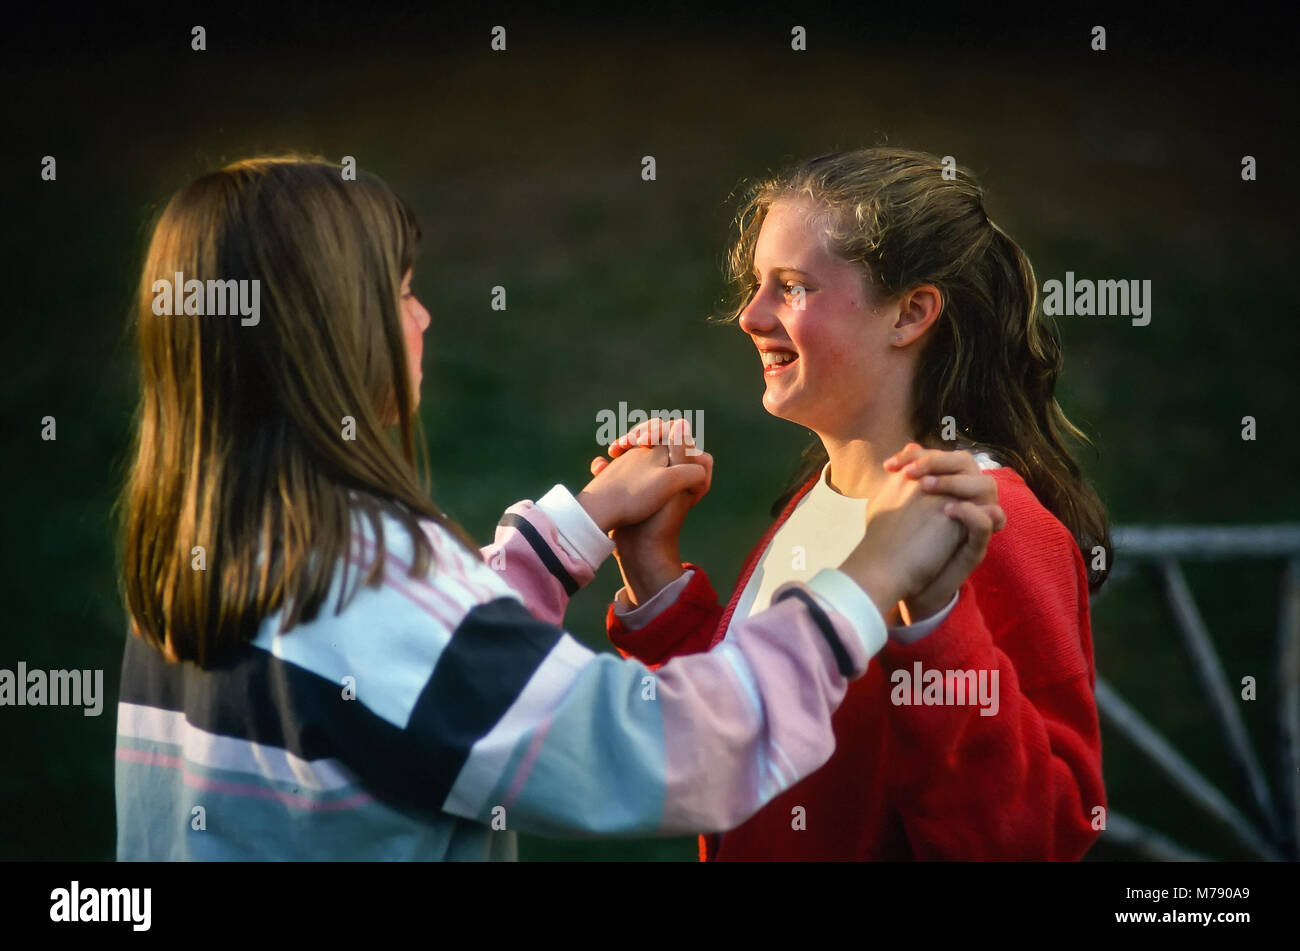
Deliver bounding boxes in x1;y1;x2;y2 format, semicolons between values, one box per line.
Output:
875;472;1106;860
605;563;723;669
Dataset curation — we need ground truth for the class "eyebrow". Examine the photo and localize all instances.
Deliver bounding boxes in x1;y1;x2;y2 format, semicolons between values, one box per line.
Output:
753;266;816;280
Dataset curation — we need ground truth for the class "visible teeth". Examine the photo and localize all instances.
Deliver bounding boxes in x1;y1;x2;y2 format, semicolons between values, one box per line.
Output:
761;351;797;367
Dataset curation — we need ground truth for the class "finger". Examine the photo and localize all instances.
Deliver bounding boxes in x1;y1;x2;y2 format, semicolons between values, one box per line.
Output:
677;450;713;505
663;463;708;496
674;419;710;497
882;442;925;471
668;423;712;502
916;473;997;503
689;450;714;503
981;503;1007;532
590;456;610;477
666;416;694;445
609;424;647;457
616;420;655;454
943;500;994;538
650;417;671;447
917;502;991;598
639;417;663;448
611;418;658;454
667;419;688;466
681;417;707;464
901;449;976;479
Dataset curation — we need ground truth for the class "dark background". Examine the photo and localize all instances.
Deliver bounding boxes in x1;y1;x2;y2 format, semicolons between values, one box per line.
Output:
2;2;1297;860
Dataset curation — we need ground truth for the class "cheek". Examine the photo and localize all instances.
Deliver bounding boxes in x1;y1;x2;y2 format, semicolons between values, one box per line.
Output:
402;312;423;368
792;306;860;373
795;303;881;404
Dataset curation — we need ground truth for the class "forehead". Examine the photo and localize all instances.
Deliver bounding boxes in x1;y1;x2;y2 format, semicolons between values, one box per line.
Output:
753;198;839;269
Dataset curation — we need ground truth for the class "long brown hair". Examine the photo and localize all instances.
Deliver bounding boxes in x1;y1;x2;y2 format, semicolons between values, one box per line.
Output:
721;148;1111;592
122;155;476;667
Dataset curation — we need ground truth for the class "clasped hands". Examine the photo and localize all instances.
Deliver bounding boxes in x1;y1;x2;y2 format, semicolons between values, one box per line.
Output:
574;418;1005;625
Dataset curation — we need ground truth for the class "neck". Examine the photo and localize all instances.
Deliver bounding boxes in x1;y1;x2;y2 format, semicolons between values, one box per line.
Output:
818;413;918;500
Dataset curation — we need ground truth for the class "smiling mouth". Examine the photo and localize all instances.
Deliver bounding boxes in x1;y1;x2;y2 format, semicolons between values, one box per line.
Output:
760;350;798;376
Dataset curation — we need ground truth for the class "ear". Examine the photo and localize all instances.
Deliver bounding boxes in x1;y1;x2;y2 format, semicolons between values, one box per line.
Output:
889;284;943;347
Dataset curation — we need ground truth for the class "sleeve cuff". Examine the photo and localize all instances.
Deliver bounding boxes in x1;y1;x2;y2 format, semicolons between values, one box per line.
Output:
534;485;616;570
613;570;694;631
888;591;959;645
804;568;888;658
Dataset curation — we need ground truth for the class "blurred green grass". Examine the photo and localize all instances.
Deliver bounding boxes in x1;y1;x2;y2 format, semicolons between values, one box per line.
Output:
2;25;1297;860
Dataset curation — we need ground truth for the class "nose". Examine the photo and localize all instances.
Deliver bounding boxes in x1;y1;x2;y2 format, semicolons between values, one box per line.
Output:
738;286;778;337
416;300;431;332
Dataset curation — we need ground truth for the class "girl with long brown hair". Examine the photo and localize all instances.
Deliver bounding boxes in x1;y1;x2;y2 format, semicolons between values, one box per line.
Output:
598;147;1108;860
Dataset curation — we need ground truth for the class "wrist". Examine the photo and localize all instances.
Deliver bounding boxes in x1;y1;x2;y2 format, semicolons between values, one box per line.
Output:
575;488;617;534
616;548;683;606
840;552;901;620
614;530;679;565
903;587;955;625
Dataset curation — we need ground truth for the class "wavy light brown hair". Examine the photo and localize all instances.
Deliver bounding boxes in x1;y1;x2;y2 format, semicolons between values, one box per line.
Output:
722;148;1111;592
122;155;475;667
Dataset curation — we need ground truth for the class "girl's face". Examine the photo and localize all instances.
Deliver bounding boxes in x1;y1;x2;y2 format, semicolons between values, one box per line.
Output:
738;199;892;436
400;269;431;407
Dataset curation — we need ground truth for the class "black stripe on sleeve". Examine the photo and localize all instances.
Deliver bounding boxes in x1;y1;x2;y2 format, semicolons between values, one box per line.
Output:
774;588;855;678
406;596;565;792
120;633;451;815
118;598;568;818
497;512;579;596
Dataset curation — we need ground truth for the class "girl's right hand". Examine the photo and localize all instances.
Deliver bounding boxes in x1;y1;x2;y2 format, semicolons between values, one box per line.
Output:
838;468;1003;621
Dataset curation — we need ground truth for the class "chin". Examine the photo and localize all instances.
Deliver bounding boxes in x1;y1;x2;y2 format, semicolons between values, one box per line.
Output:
762;390;801;425
765;392;831;435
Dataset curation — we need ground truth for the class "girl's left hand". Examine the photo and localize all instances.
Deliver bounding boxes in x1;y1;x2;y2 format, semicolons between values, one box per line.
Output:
883;443;1005;621
884;443;999;507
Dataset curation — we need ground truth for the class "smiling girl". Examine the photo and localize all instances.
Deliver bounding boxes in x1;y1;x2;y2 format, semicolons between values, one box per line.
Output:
114;155;1002;860
597;148;1110;860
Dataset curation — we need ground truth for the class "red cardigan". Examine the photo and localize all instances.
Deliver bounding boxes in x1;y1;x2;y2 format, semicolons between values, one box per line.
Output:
605;466;1106;860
